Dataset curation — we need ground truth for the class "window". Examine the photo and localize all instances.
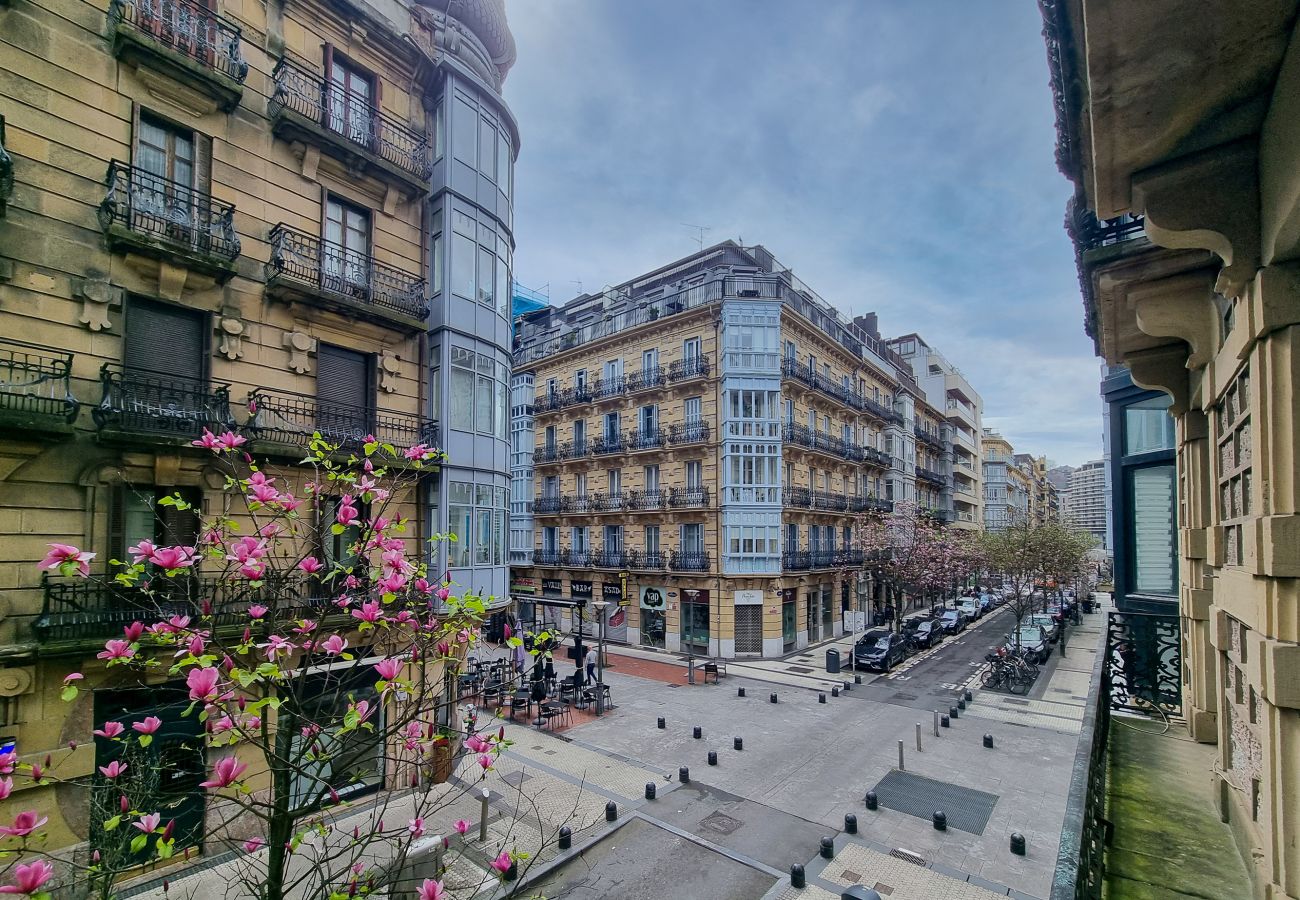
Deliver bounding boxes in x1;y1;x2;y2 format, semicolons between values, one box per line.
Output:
544;425;556;450
542;526;557;553
685;460;702;490
574;370;587;391
325;54;374;146
604;412;620;442
477;245;495;307
497;131;511;199
642;348;658;372
432;96;444;159
448;482;473;568
576;473;587;497
1131;465;1176;593
603;358;623;382
110;485;202;566
451;232;475;299
478;116;497;179
137;114;194;205
430;208;443;295
571;526;589;553
124;297;206;383
452;97;476;163
450;347;506;436
604;525;623;553
639;405;657;436
784;340;796;361
1125;396;1175;454
680;523;704;554
543;475;558;497
607;469;621;495
684;397;701;423
645;524;660;554
316;344;373;439
573;419;586;446
683;337;701;361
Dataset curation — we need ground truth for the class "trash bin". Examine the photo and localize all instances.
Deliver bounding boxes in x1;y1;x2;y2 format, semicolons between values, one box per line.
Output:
1082;598;1095;614
826;649;842;674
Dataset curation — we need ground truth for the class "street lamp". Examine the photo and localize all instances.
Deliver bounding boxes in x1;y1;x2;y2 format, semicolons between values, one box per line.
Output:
592;599;608;715
683;588;698;685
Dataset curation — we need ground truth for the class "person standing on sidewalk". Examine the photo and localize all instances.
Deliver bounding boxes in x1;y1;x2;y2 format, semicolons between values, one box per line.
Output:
585;646;597;684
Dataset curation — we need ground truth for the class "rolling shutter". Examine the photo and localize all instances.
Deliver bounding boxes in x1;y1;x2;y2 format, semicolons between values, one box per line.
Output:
124;298;206;381
735;605;762;654
316;344;372;440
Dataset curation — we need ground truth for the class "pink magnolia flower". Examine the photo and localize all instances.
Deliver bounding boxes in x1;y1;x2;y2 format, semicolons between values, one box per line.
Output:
210;715;234;734
435;585;452;602
408;817;425;838
40;543;95;577
247;604;268;620
0;811;47;838
97;640;135;661
132;812;161;833
217;431;246;450
336;497;359;527
403;443;433;460
186;667;220;703
191;429;221;450
200;755;248;789
321;635;347;656
278;494;303;513
374;658;402;680
477;754;493;771
352;602;383;624
413;578;432;594
122;621;145;642
297;557;323;575
248;482;280;504
418;879;446;900
239;562;265;581
465;734;490;754
262;635;293;658
0;752;15;775
0;778;12;801
126;539;156;564
62;672;84;685
132;716;162;735
453;819;470;835
166;615;191;631
148;546;196;570
243;837;265;853
0;859;54;894
351;700;373;722
94;721;125;739
185;634;207;657
98;761;127;779
489;851;512;875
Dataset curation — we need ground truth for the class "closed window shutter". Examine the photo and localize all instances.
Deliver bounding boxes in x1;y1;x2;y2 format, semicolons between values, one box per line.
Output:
316;344;372;439
194;133;212;194
1131;465;1177;595
124;298;206;381
158;487;202;547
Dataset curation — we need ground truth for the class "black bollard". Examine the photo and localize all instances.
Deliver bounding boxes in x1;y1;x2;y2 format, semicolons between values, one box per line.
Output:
770;692;778;703
679;766;690;784
983;734;994;749
819;836;835;859
941;714;950;728
605;801;617;822
865;790;878;810
964;689;973;702
819;692;827;704
842;680;851;691
693;726;702;739
957;697;967;710
933;810;947;831
558;826;572;851
844;813;858;834
738;687;746;697
949;705;960;720
832;686;840;697
840;888;884;900
707;750;718;766
657;717;665;729
645;782;656;800
1010;832;1027;856
733;737;743;751
790;864;806;889
855;674;863;684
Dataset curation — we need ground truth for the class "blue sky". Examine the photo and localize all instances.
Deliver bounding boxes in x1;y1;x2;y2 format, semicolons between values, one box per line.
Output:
502;1;1102;467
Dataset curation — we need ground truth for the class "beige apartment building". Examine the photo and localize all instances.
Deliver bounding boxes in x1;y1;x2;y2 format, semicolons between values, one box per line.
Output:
510;243;954;659
1047;0;1300;894
0;0;516;856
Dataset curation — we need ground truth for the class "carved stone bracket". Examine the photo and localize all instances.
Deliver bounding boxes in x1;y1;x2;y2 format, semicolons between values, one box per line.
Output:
74;277;124;332
379;350;401;393
1129;271;1218;369
217;306;245;360
1127;344;1193;415
283;330;316;375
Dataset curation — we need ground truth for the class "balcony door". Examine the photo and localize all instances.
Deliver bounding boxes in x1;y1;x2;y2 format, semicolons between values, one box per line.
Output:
135;114;196;243
325;52;375;149
316;343;373;444
121;298;209;431
324;197;370;297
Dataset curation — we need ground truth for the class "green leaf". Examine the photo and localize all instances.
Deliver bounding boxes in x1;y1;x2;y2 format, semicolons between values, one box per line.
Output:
156;837;175;859
102;815;122;832
138;734;152;748
61;684;79;702
331;524;345;535
130;834;148;854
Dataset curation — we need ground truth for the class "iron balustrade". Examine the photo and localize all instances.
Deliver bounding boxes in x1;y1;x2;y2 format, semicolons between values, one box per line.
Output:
533;496;565;515
567;495;593;514
781;422;863;461
0;338;79;423
864;447;892;468
670;550;710;571
782;550;811;571
812;490;849;512
567;549;593;568
93;364;233;436
246;387;436;454
534;444;562;464
1106;610;1182;716
627;490;666;511
591;493;625;513
626;550;667;570
837;548;865;566
591;547;627;569
914;426;944;449
667;355;711;381
592;433;625;455
269;57;430;180
534;549;564;567
809;550;838;568
668;486;710;508
99;161;240;263
625;366;666;392
916;464;945;485
627;428;665;451
267;224;428;321
591;375;625;400
109;0;248;83
785;486;812;508
667;420;710;445
1072;206;1146;252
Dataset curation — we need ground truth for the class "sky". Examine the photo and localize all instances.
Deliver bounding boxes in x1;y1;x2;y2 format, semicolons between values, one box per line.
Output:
501;0;1103;468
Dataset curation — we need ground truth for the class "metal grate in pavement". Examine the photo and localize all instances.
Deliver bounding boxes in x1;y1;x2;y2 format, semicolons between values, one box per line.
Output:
786;666;814;673
870;771;998;835
889;847;926;866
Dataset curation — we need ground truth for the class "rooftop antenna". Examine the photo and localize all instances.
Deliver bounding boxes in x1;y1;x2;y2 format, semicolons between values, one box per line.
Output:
681;223;711;251
570;280;583;295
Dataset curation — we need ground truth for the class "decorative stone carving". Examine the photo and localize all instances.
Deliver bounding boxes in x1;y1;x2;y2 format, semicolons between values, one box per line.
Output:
379;350;401;393
283;330;316;375
1129;271;1218;369
217;307;245;360
74;277;124;332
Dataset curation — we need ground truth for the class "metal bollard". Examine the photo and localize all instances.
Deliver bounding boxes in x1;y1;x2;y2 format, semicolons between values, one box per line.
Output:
855;674;863;684
964;689;973;702
605;801;617;822
645;782;656;800
1010;832;1026;855
832;686;840;698
679;766;690;784
790;863;806;889
770;692;778;703
933;810;947;831
558;826;571;850
479;789;490;842
819;692;827;704
738;687;746;697
844;813;858;834
734;737;743;751
865;790;878;810
707;751;718;766
657;717;665;729
820;836;835;859
949;705;960;720
941;714;950;728
957;697;967;710
842;680;851;692
916;722;922;752
933;709;940;736
983;734;994;749
898;739;905;771
693;726;702;739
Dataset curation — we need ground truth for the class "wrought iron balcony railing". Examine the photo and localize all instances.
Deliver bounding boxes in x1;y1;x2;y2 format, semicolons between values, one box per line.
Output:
591;547;627;569
534;444;562;464
625;366;666;393
246;388;437;454
782;422;864;461
1071;206;1146;253
591;375;625;400
849;496;892;514
812;490;849;512
782;550;811;571
93;364;233;437
626;550;667;570
109;0;248;85
785;486;812;508
591;493;625;513
914;426;944;449
668;486;710;508
837;549;865;566
269;57;430;182
266;224;428;323
670;550;710;571
667;355;711;381
592;433;625;455
667;420;710;445
627;427;665;451
534;549;565;567
626;489;666;511
915;464;945;485
0;338;79;425
864;447;892;468
0;115;12;218
99;161;240;268
567;549;593;568
533;496;565;515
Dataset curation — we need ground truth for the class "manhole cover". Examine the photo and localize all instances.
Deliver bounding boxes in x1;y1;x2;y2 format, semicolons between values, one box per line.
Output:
698;811;743;835
891;692;918;702
501;772;531;787
786;666;814;674
1003;698;1031;706
873;885;895;897
869;771;998;835
841;869;861;882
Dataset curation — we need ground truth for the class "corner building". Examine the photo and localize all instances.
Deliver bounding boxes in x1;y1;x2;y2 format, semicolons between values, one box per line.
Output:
511;243;954;659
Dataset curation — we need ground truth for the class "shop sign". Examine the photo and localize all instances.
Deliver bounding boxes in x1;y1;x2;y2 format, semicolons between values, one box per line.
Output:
571;580;593;602
639;585;668;610
734;589;763;605
601;583;623;604
542;578;564;598
511;577;537;595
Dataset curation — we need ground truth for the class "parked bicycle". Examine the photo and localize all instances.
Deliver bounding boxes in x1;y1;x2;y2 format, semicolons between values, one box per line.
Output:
980;646;1038;694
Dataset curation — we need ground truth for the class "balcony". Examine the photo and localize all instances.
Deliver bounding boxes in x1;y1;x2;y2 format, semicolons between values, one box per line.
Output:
534;549;565;567
0;116;12;219
914;426;944;450
626;427;666;452
626;489;666;511
785;486;812;508
782;422;864;462
667;355;711;382
590;492;625;513
812;490;849;512
246;388;437;457
269;58;429;193
864;446;892;468
265;225;428;330
626;550;668;571
92;364;233;441
849;496;892;514
591;375;625;401
669;550;710;571
592;433;625;455
668;486;710;507
534;496;565;515
915;464;946;486
108;0;247;113
667;421;710;445
625;366;666;393
98;161;240;279
0;339;80;436
782;549;811;570
534;443;562;464
591;547;628;569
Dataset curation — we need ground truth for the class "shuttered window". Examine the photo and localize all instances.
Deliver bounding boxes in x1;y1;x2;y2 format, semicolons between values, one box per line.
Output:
124;298;206;382
735;604;763;654
316;344;372;442
110;485;202;564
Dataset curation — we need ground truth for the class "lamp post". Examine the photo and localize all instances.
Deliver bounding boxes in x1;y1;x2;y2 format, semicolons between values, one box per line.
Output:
573;599;587;691
683;588;698;685
593;599;608;715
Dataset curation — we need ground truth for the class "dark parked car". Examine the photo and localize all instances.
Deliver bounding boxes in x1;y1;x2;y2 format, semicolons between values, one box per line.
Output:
854;630;909;671
938;610;966;635
910;619;943;649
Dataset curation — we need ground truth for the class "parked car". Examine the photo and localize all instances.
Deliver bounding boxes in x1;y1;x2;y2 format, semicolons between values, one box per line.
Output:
955;598;980;620
977;594;995;615
1007;624;1050;663
938;610;966;635
900;614;931;637
853;630;910;671
911;619;944;649
1029;613;1060;643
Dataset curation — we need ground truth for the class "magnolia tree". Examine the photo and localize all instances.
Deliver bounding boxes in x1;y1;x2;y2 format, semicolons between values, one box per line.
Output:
0;430;535;900
980;516;1096;641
